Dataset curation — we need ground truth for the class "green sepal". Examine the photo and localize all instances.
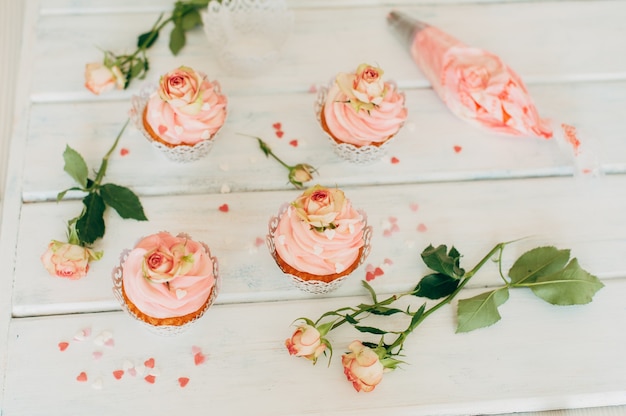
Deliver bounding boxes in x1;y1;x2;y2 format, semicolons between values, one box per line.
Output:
344;314;358;325
456;287;509;333
75;192;106;245
353;325;387;335
509;246;570;285
100;183;148;221
366;306;405;316
421;244;465;279
63;145;89;188
413;272;460;299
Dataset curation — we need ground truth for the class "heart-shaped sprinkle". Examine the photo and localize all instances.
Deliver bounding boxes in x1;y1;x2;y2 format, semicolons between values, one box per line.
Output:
73;327;91;341
58;342;69;351
389;216;398;223
175;289;187;299
365;272;375;281
174;126;184;135
92;351;103;360
192;346;202;355
120;148;129;156
144;358;155;369
313;245;323;255
391;223;400;233
94;331;113;347
201;130;210;140
254;237;265;247
104;338;115;348
417;223;428;232
373;267;384;277
220;183;231;194
218;204;229;212
272;122;282;130
128;368;137;377
144;375;156;384
289;139;298;147
383;258;394;266
92;378;103;390
76;372;88;382
453;145;462;153
194;352;206;366
390;156;400;164
158;125;167;135
308;84;317;93
276;130;284;138
324;229;336;240
409;203;419;212
178;377;190;388
382;229;392;237
112;370;124;380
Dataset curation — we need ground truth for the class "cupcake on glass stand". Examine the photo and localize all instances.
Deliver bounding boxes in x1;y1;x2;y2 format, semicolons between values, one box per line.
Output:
267;185;372;294
112;231;220;336
315;63;408;163
130;65;227;162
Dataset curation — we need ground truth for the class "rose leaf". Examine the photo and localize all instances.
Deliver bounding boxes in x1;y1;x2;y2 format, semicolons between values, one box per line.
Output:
456;288;509;333
413;272;460;299
420;244;465;279
169;24;186;56
100;183;148;221
137;30;159;50
528;259;604;305
62;145;89;188
508;246;570;285
76;192;106;245
181;9;202;30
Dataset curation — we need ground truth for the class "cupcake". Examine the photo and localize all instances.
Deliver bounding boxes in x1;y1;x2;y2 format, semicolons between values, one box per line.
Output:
112;231;219;335
267;185;371;294
130;65;227;162
316;63;407;163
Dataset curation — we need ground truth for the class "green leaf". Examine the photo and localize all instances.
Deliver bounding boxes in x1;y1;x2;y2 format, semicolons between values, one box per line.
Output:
413;273;460;299
56;187;82;202
368;306;405;316
63;145;89;188
354;325;387;335
100;183;148;221
421;244;465;279
408;303;426;330
344;314;358;325
181;9;202;30
137;30;159;49
169;24;186;55
509;246;570;285
528;259;604;305
361;280;377;303
456;288;510;333
76;193;106;245
130;60;145;79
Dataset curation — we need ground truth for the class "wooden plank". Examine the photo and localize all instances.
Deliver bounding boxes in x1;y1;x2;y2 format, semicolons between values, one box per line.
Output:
28;1;626;100
12;175;626;317
4;278;626;415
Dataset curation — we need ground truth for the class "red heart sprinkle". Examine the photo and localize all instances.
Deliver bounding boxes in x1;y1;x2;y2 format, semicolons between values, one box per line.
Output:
112;370;124;380
144;358;155;368
178;377;190;388
365;271;375;281
289;139;298;147
144;375;156;384
76;372;88;382
390;157;400;164
255;237;265;247
417;223;428;232
194;352;206;366
272;122;282;130
453;145;462;153
158;125;168;135
276;130;284;138
373;267;384;277
58;342;69;351
120;148;129;156
218;204;229;212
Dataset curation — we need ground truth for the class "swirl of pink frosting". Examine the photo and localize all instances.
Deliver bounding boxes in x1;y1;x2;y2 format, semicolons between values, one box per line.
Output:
322;82;407;146
122;232;216;319
273;203;365;276
145;79;227;146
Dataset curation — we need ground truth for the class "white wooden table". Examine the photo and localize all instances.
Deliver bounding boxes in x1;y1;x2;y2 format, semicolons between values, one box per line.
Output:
1;1;625;415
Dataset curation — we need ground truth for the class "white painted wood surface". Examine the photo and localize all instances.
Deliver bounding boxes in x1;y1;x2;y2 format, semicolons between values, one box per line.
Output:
1;0;626;414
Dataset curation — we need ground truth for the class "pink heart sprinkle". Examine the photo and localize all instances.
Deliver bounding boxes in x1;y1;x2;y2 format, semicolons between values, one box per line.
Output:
104;338;115;348
409;203;419;212
453;145;462;153
218;204;229;213
382;229;392;238
390;157;400;164
128;368;137;377
144;375;156;384
391;224;400;233
417;223;428;232
276;130;284;138
120;148;129;156
373;267;384;277
92;351;103;360
191;346;202;355
289;139;298;147
365;263;375;273
308;84;317;93
254;237;265;247
272;122;282;130
194;352;206;366
383;258;393;266
158;125;168;135
58;342;69;352
144;358;155;369
112;370;124;380
178;377;190;388
76;372;88;382
389;216;398;223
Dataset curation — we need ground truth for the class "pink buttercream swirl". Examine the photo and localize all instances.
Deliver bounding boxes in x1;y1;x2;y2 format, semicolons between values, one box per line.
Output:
145;66;227;146
122;232;216;319
274;186;365;276
322;65;407;146
411;26;552;138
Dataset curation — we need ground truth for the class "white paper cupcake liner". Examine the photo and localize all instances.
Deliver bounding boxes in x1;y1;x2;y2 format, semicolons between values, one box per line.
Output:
112;232;220;336
315;84;401;164
129;83;224;163
266;203;372;295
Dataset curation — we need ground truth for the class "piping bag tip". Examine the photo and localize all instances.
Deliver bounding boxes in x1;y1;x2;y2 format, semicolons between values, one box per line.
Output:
386;11;429;47
553;122;603;179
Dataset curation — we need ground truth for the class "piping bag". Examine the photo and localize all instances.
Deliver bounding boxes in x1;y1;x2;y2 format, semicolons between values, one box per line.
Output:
387;11;601;176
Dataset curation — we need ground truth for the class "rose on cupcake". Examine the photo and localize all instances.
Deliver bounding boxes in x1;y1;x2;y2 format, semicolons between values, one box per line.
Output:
142;239;195;283
292;185;346;230
158;66;205;116
336;63;387;112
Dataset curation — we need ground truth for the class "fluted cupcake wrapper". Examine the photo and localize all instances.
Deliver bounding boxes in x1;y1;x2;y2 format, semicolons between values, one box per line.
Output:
112;232;221;336
129;83;224;163
266;203;373;295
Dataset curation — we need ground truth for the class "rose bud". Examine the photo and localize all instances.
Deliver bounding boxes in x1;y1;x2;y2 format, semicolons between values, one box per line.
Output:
41;240;101;280
285;324;327;363
84;62;124;95
288;163;316;189
341;341;385;392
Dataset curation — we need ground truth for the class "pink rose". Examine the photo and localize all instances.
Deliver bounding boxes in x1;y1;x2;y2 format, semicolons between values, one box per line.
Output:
341;341;384;392
158;66;206;115
84;62;124;95
292;185;346;229
441;47;552;138
41;240;101;280
285;324;327;362
141;239;195;283
336;63;386;111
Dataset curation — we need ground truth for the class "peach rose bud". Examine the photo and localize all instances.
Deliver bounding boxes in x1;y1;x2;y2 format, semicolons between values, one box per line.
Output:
341;340;384;392
285;324;327;363
84;62;124;95
41;240;101;280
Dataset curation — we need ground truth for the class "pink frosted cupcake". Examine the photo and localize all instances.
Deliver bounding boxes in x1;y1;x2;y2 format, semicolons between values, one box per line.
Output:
112;231;219;335
131;65;227;162
316;63;407;163
267;185;371;293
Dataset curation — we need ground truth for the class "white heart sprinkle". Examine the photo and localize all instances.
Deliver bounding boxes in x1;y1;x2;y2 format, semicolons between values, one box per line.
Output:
276;235;286;245
201;130;210;139
348;224;355;234
201;103;211;111
174;126;184;135
220;184;231;194
93;331;113;347
335;263;345;273
324;229;336;240
175;289;187;299
91;378;103;390
313;245;323;255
